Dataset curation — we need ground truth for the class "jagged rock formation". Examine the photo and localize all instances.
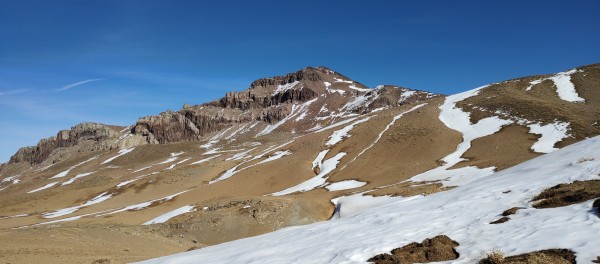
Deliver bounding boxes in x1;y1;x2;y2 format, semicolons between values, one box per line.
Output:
9;123;119;164
248;66;324;88
209;88;319;110
133;108;253;144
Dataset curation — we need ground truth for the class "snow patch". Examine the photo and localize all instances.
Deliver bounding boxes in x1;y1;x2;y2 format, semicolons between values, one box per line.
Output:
27;182;59;193
399;90;416;103
158;152;184;165
226;148;257;161
326;117;371;146
256;98;317;137
528;122;570;153
551;69;584;102
116;172;159;188
255;150;291;165
525;79;543;91
116;179;139;188
312;150;329;171
101;148;134;164
210;141;294;184
348;84;370;92
43;192;113;218
143;205;196;225
273;81;299;95
2;175;20;184
325;180;367;191
524;69;584;102
314;117;359;133
133;166;152;173
51;156;99;178
333;78;352;84
272;152;347;196
343;92;378;111
98;190;191;217
191;155;221;165
411;87;511;186
225;123;251;140
61;171;96;186
0;214;28;220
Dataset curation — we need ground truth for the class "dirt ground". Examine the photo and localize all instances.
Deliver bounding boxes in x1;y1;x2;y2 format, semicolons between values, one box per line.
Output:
532;180;600;209
368;235;459;264
479;248;576;264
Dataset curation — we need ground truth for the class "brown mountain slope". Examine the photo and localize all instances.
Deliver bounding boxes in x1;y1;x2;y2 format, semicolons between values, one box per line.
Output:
0;64;599;263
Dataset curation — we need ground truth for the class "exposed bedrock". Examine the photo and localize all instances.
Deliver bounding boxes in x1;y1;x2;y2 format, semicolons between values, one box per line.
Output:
9;123;118;164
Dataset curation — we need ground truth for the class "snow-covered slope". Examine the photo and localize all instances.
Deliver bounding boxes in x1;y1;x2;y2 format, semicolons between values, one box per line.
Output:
138;135;600;264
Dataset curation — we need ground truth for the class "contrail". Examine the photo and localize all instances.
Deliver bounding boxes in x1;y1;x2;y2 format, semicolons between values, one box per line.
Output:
57;78;103;92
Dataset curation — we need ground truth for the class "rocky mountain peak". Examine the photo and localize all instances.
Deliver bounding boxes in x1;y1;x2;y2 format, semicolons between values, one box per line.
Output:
6;66;437;166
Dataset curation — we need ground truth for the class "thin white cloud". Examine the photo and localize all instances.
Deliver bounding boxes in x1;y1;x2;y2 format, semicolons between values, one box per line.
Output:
0;89;29;96
57;79;103;92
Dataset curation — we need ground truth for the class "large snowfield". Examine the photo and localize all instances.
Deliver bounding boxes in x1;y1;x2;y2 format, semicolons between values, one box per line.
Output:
137;135;600;263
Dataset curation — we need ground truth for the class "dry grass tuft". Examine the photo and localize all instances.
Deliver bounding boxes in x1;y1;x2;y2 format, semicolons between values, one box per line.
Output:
480;249;505;264
575;157;595;163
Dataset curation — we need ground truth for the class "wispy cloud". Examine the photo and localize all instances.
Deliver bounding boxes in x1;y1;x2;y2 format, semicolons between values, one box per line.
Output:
57;78;103;92
0;89;29;96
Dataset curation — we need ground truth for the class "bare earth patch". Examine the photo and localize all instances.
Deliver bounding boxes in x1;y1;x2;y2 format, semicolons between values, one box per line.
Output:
368;235;459;264
480;248;576;264
490;207;524;224
366;181;448;197
490;217;510;224
532;180;600;208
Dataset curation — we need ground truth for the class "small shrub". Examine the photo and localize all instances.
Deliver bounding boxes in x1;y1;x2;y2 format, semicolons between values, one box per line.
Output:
575;157;595;163
480;249;505;264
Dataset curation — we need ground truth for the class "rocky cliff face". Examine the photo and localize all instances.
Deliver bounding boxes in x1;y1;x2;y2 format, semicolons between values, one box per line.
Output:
130;87;318;144
249;66;324;88
208;87;319;110
132;108;254;144
129;67;329;144
9;123;119;164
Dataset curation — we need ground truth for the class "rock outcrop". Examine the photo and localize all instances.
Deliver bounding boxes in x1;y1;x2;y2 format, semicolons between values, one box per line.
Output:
130;67;326;144
249;66;324;88
347;85;437;114
368;235;460;264
208;87;319;110
9;123;119;164
132;108;253;144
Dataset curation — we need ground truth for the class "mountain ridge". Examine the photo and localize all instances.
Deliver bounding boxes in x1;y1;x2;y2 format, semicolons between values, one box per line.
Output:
1;63;599;263
4;66;434;166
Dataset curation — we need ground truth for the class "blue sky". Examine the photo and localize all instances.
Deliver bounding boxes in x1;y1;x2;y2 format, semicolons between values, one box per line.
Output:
1;0;599;162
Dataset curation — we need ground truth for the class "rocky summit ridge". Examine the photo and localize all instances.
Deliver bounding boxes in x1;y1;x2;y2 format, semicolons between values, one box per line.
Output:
6;66;434;166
